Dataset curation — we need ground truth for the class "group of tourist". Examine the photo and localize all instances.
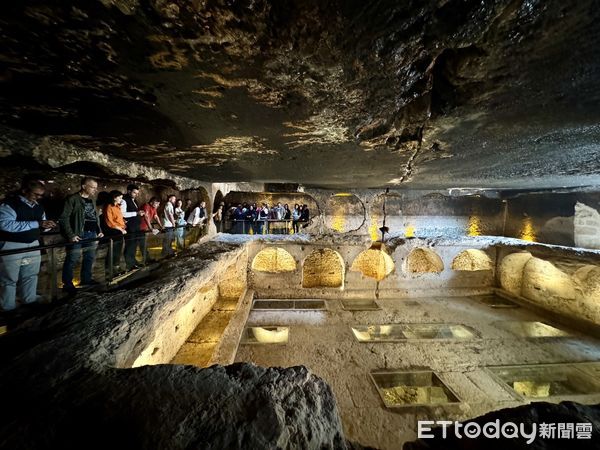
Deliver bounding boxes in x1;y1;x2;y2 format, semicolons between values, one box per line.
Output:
0;177;209;312
225;202;310;234
0;177;314;312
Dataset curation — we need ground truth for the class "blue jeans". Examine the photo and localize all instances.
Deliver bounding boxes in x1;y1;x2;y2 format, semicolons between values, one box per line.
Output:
162;228;175;256
0;240;41;311
62;231;98;288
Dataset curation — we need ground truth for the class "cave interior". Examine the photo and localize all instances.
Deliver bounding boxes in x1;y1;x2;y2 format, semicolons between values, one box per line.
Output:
1;1;600;449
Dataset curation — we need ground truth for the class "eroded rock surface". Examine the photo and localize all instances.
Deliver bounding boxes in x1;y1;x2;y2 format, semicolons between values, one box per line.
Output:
3;363;349;450
499;251;533;296
1;1;599;188
0;240;353;450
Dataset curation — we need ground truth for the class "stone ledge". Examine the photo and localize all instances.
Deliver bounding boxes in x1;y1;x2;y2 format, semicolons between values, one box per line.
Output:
211;289;254;366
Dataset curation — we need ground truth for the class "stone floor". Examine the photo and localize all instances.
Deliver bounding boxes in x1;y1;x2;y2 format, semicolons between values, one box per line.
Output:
171;296;239;367
234;294;600;449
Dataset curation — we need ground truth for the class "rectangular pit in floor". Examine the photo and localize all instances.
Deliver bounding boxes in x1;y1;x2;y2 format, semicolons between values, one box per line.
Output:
487;364;600;401
341;299;381;311
240;326;289;344
403;301;421;306
473;295;519;309
252;299;326;311
351;324;479;342
493;321;570;338
370;370;461;408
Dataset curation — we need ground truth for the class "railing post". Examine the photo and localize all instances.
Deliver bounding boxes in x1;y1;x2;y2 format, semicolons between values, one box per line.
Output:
48;247;58;302
143;232;148;265
108;238;114;281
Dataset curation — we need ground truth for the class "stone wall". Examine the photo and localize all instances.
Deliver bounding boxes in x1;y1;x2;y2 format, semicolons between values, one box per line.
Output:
246;236;497;299
503;191;600;248
497;244;600;325
574;202;600;249
111;242;248;368
368;191;505;240
302;189;506;240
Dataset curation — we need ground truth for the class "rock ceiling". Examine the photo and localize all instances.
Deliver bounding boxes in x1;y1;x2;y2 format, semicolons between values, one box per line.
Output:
0;0;599;188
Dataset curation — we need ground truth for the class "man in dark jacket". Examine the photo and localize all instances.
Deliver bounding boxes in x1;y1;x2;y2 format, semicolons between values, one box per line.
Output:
0;180;55;311
59;177;103;293
121;184;145;270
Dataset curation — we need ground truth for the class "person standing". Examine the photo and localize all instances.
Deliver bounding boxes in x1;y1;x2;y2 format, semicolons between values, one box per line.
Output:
272;202;285;234
212;203;224;233
183;199;193;225
186;201;207;242
121;184;145;271
233;204;245;234
292;203;301;234
257;203;269;235
162;194;176;256
0;180;56;311
140;197;163;262
300;204;310;231
174;199;187;250
283;203;292;234
59;177;103;293
246;204;257;235
103;191;127;276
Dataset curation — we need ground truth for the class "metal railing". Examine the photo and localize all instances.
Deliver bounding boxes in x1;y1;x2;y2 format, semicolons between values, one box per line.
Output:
223;219;310;235
0;224;206;304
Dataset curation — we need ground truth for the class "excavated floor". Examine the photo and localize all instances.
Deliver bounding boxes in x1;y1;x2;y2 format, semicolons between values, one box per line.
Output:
234;294;600;449
171;296;240;367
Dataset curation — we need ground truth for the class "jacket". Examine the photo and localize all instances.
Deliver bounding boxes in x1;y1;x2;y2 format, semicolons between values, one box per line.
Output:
59;193;101;240
104;203;126;230
0;195;45;243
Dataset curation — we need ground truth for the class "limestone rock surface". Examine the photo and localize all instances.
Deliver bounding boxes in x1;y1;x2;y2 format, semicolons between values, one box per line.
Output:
575;203;600;250
1;1;600;188
0;241;354;450
521;257;576;304
4;363;351;450
499;252;532;296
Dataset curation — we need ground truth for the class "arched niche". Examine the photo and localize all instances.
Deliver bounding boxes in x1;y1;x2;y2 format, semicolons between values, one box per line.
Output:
350;245;395;281
213;190;224;213
251;248;297;273
324;193;365;233
405;248;444;274
302;248;345;288
451;249;493;271
180;186;211;211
